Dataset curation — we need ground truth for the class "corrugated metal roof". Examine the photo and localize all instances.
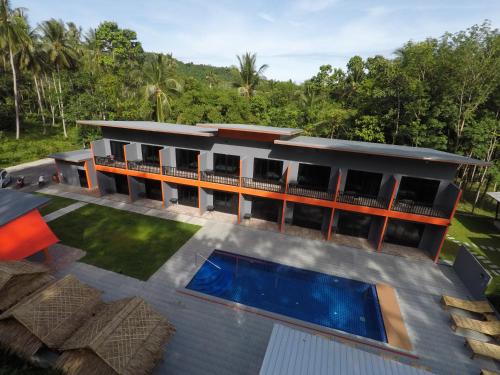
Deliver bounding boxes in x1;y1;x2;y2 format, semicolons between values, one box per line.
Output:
49;149;92;163
77;120;217;137
274;136;488;166
197;123;303;136
487;192;500;203
259;324;434;375
0;190;50;227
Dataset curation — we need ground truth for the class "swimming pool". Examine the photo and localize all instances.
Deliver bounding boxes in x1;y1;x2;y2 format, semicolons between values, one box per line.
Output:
186;250;387;342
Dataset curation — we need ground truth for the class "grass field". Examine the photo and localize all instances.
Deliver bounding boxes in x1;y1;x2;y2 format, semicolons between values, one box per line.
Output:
48;204;200;280
35;193;79;216
0;123;80;168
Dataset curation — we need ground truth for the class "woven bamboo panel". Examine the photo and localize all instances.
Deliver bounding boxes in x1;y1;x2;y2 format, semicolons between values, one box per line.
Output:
0;261;49;289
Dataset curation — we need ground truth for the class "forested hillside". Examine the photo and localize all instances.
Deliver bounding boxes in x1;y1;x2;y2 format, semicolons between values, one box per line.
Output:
0;0;498;194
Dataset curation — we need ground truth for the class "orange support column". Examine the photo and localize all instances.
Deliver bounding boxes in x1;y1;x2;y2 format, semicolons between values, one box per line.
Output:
237;160;242;224
84;161;93;189
197;154;201;212
433;226;450;263
327;170;342;241
378;178;399;251
159;150;166;207
89;142;100;195
280;167;289;233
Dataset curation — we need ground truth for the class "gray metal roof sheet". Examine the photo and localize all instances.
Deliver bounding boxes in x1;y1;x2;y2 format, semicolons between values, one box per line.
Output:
275;136;488;166
0;190;50;227
77;120;217;137
197;123;303;135
487;192;500;203
260;324;434;375
49;149;92;163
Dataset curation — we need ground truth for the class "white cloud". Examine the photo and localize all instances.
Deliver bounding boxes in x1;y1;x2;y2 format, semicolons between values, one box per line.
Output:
293;0;339;13
258;12;275;23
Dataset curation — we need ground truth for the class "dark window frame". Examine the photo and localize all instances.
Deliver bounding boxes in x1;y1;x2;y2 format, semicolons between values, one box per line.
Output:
110;141;129;162
176;149;200;172
253;158;283;182
214;153;240;176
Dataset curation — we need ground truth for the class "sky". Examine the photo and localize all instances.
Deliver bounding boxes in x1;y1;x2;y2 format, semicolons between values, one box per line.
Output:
13;0;500;82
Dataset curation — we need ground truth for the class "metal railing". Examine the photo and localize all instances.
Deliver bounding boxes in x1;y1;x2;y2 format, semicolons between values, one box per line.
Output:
287;183;334;201
336;191;388;209
392;200;449;218
200;171;239;186
94;156;126;169
162;166;198;180
241;177;285;193
128;160;160;174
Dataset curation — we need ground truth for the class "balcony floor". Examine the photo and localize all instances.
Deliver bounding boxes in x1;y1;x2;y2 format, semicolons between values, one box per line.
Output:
381;243;433;262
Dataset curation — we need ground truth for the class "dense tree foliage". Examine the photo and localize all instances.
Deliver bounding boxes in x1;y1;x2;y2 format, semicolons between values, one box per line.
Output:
0;3;498;196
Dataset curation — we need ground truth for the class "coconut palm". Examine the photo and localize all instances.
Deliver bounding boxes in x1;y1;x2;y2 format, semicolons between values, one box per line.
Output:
145;54;182;122
233;52;268;98
0;0;31;139
39;19;79;137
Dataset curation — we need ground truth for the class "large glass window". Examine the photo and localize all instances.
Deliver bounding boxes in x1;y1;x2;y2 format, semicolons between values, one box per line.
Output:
336;211;372;238
344;170;382;197
253;158;283;181
110;141;129;161
141;145;163;164
178;185;198;207
145;179;162;201
292;203;325;230
251;197;282;222
213;191;238;214
384;219;424;247
297;164;331;191
214;153;240;176
176;149;199;171
396;176;440;205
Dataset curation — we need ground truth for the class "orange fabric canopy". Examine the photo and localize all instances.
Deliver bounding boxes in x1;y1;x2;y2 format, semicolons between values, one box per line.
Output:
0;209;59;260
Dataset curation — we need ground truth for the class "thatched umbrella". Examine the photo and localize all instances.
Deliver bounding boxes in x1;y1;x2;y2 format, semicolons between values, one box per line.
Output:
0;261;54;312
56;297;176;375
0;274;102;358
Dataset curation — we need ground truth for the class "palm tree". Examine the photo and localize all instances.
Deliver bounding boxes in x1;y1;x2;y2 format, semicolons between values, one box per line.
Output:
145;54;182;122
39;19;79;137
233;52;268;98
0;0;31;139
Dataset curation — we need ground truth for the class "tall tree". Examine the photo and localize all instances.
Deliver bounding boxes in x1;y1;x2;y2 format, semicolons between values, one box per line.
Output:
0;0;30;139
145;53;181;122
233;52;268;98
39;19;79;137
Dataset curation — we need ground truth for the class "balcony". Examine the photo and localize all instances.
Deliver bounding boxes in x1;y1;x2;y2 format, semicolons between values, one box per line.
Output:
287;183;334;201
336;191;388;209
162;166;198;180
200;171;239;186
94;156;126;169
128;160;160;174
241;177;285;193
392;200;448;218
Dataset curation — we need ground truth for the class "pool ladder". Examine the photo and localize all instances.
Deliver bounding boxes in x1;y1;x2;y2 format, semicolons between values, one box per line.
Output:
195;253;221;270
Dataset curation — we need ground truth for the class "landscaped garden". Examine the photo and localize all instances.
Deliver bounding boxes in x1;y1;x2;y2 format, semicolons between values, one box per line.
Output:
48;204;200;280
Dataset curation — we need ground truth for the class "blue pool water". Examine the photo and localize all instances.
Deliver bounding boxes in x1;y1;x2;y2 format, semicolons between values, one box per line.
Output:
187;250;387;342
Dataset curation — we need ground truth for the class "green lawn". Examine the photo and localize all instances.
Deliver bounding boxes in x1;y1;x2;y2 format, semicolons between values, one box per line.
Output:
0;123;80;168
35;193;79;216
48;204;200;280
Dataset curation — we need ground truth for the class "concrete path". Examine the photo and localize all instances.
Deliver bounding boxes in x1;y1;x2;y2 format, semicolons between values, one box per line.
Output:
38;186;208;226
43;201;88;222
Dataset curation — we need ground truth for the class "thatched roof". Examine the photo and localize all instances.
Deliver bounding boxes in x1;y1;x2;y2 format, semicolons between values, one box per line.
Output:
56;297;175;375
0;274;102;358
0;261;54;312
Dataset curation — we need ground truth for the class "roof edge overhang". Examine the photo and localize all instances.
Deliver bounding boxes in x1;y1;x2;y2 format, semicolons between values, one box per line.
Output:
196;123;303;136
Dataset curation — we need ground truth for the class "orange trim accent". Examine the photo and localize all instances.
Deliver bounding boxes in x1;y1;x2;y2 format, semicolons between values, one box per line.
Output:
333;170;341;201
388;178;399;210
217;129;279;142
434;226;449;263
388;210;449;226
326;208;335;241
377;217;389;251
159;150;166;207
123;145;133;202
449;188;462;220
90;142;100;194
237;159;242;224
84;161;92;189
197;154;201;211
280;167;289;232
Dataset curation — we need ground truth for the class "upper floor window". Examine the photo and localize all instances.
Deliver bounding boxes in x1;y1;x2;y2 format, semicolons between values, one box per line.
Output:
344;169;382;197
141;145;163;164
176;148;199;171
396;176;440;205
297;163;331;191
214;153;240;176
110;141;129;162
253;158;283;181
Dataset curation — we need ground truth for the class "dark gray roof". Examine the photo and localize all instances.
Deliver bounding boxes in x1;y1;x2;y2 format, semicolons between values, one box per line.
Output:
260;324;433;375
275;136;488;166
77;120;217;137
197;123;303;136
49;149;92;163
0;190;50;226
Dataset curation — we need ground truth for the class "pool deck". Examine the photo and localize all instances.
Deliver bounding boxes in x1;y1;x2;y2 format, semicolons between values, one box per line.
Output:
54;220;500;375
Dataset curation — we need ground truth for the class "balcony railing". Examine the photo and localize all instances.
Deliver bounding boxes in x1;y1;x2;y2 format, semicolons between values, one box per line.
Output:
94;156;126;169
162;166;198;180
128;160;160;174
241;177;285;193
287;183;334;201
336;191;388;209
392;200;448;218
200;171;239;186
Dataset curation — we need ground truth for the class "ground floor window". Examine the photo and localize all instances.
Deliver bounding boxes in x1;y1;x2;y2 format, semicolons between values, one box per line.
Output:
384;219;424;247
336;210;373;238
145;179;162;201
178;185;198;207
292;203;325;230
214;190;238;214
77;169;88;188
112;173;129;195
251;196;282;222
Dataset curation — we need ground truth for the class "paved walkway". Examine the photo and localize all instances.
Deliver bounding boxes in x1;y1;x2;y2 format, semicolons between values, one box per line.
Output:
52;220;498;375
43;201;88;222
447;234;500;276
